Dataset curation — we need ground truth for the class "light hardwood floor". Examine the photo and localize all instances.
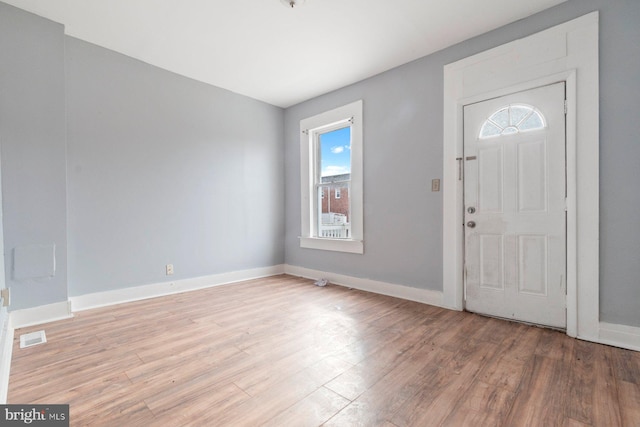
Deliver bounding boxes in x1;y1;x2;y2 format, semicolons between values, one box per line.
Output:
8;275;640;426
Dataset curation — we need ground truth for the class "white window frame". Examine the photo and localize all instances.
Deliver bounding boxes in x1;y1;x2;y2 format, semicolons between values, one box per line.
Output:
334;188;341;199
300;100;363;254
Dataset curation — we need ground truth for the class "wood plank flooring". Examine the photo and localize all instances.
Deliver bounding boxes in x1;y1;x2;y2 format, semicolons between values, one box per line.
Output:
8;275;640;426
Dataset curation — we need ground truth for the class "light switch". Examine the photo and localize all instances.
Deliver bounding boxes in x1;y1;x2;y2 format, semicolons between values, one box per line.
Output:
432;179;441;192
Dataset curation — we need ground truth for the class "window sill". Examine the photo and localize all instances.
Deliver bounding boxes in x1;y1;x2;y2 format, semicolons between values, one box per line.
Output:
299;237;363;254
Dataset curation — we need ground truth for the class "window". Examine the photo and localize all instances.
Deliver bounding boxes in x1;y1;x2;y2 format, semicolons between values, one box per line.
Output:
300;100;363;253
479;104;545;139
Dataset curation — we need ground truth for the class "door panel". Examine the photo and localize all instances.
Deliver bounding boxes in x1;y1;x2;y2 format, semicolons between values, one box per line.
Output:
518;234;547;295
464;82;566;328
479;234;504;290
517;140;547;212
478;146;504;213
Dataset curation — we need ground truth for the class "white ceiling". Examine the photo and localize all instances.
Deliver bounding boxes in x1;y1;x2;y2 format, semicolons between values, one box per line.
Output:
3;0;566;108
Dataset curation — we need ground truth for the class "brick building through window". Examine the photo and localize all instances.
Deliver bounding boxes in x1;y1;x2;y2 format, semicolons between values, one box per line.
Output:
320;173;350;221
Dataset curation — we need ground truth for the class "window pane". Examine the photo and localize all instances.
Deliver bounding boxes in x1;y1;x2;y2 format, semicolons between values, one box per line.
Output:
519;112;544;130
489;108;510;128
319;127;351;177
318;127;351;239
318;182;350;239
509;105;532;126
480;121;502;138
479;105;546;139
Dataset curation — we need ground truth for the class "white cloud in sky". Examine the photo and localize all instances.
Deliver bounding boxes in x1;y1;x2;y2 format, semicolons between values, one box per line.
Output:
331;146;344;154
322;165;350;177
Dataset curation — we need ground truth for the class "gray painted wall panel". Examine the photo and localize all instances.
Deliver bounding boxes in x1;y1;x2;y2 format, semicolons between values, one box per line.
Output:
597;0;640;327
65;38;284;296
284;0;640;327
0;3;68;310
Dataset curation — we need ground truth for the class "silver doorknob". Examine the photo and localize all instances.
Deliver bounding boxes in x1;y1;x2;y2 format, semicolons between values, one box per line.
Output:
467;221;476;228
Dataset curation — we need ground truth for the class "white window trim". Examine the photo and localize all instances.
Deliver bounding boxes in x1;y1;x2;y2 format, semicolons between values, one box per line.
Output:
334;188;341;199
300;100;363;254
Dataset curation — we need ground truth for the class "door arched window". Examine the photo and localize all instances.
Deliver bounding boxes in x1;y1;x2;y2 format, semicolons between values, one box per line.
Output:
479;104;546;139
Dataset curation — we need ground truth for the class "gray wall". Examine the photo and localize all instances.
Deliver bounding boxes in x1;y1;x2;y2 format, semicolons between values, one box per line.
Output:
0;2;68;310
0;2;284;309
284;0;640;327
0;142;6;359
598;0;640;327
65;38;284;296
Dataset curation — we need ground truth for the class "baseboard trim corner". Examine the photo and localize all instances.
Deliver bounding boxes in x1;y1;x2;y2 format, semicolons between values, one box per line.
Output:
284;264;444;308
9;301;73;330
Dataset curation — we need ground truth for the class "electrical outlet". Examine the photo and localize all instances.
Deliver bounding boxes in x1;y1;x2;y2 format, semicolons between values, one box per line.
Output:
432;179;441;192
166;264;174;275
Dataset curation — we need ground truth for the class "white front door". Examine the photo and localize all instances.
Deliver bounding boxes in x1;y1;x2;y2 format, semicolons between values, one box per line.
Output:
463;82;566;328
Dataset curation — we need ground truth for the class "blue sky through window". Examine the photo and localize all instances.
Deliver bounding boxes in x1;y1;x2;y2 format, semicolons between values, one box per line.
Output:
319;126;351;177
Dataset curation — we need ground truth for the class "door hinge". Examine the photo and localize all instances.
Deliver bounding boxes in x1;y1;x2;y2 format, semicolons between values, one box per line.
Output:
564;100;568;115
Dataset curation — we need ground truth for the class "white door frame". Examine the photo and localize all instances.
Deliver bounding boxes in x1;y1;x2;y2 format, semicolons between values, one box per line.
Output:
442;12;599;341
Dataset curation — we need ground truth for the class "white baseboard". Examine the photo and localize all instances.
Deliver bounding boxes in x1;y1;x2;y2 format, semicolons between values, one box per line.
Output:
70;264;285;312
0;316;14;404
284;264;445;308
9;301;73;330
598;322;640;352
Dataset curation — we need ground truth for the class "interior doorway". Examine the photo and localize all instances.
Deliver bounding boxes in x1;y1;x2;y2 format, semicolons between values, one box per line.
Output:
442;13;599;340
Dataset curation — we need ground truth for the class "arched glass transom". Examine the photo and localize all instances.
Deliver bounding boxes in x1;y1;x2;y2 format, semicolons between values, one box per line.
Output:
479;104;546;139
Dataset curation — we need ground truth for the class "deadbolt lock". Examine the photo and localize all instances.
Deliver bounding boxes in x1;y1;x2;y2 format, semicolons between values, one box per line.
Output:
467;207;476;214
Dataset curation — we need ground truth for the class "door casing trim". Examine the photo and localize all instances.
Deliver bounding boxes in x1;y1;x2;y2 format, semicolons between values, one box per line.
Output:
442;12;599;340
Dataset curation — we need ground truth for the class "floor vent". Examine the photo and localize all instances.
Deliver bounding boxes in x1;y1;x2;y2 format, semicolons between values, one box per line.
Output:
20;330;47;349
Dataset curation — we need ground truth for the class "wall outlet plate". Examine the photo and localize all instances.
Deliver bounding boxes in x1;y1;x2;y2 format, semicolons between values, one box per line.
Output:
432;179;441;192
166;264;174;275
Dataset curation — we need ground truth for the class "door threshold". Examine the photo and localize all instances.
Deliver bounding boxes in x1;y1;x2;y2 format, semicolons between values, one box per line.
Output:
466;310;566;332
